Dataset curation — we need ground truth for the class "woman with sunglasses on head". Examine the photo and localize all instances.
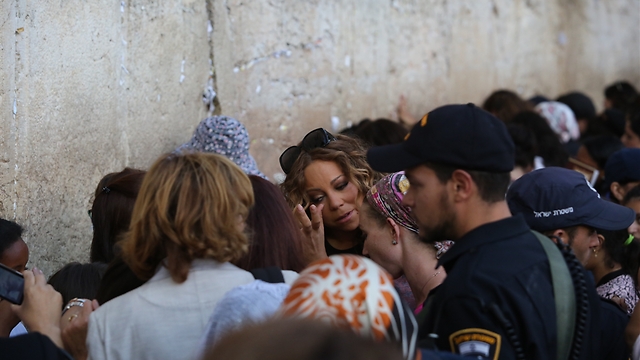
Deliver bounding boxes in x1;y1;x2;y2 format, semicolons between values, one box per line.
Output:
280;128;380;263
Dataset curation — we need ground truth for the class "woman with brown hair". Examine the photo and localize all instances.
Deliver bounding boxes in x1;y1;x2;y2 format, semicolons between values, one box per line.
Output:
85;152;290;360
89;168;146;264
279;128;379;261
234;175;306;272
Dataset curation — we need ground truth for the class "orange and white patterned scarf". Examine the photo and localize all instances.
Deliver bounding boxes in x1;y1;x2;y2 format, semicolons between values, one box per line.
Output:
279;255;418;360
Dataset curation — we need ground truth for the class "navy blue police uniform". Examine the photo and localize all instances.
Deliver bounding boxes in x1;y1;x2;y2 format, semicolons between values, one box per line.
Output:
418;215;556;359
417;214;629;360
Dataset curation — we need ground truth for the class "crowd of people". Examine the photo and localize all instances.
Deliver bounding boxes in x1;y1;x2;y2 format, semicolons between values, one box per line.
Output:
1;80;640;360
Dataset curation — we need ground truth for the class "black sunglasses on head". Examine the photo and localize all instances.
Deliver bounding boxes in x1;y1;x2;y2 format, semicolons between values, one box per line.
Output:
279;128;337;174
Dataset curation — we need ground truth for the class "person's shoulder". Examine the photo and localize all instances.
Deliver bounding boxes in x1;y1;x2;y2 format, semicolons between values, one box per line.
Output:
282;270;299;284
92;288;139;321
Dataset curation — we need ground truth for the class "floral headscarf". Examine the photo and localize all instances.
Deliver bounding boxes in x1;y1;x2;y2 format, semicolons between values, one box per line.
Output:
366;171;454;259
279;255;419;360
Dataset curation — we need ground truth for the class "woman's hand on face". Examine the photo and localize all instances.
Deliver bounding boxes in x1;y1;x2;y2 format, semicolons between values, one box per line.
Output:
60;298;99;360
11;268;64;348
294;204;328;265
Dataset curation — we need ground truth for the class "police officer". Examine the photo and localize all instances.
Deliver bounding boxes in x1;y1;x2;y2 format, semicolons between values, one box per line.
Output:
366;104;628;359
507;166;634;359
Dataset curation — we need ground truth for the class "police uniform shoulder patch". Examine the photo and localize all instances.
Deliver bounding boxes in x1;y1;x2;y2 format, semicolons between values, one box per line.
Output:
449;328;501;359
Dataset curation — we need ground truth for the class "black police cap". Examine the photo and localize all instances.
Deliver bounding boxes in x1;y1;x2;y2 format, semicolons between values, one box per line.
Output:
367;103;515;173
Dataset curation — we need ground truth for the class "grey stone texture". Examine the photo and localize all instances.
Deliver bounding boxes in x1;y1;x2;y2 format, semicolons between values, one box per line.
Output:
1;0;639;275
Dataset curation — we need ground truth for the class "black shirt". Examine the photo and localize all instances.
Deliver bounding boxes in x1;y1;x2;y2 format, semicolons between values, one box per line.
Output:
1;332;73;360
417;214;628;360
324;239;363;256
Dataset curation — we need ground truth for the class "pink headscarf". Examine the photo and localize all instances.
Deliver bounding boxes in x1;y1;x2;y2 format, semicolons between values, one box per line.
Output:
366;171;454;259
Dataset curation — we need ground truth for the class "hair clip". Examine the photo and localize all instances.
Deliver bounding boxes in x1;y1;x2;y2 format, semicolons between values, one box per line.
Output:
624;234;634;246
102;186;111;194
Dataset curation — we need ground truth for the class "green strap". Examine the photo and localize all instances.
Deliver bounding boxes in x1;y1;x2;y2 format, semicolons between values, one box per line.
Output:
532;230;576;360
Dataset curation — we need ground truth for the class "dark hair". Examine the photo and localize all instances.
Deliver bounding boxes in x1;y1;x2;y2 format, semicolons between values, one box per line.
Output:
343;119;408;148
528;95;550;106
204;318;403;360
605;81;638;112
90;168;146;264
599;108;626;137
482;90;533;122
541;226;581;246
339;119;372;137
507;124;536;170
427;163;511;203
582;135;624;170
234;176;306;272
556;92;596;121
629;105;640;139
623;184;640;205
511;111;569;167
0;219;23;255
597;228;640;284
48;262;108;306
95;257;146;305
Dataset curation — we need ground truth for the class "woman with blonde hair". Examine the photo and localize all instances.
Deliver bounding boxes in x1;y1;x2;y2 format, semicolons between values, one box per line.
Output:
279;128;379;262
359;172;452;313
85;152;296;360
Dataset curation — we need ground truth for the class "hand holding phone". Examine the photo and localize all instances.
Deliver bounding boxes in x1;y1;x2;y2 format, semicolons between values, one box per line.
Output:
0;262;24;305
11;268;64;348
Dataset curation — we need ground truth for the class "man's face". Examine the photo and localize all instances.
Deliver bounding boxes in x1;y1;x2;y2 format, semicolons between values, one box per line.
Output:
403;165;457;243
567;225;599;266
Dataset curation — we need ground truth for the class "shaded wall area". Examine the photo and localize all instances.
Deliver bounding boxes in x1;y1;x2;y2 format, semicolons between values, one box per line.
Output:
1;0;639;274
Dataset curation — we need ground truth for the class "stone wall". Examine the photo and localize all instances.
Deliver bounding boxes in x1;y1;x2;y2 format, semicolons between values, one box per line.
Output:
1;0;639;275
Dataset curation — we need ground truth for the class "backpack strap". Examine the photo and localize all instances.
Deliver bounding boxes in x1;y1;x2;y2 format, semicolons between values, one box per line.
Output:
531;230;576;360
249;266;285;284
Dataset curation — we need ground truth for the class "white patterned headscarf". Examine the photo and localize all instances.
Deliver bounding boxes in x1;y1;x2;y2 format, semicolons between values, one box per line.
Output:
176;116;267;179
278;255;418;360
535;101;580;143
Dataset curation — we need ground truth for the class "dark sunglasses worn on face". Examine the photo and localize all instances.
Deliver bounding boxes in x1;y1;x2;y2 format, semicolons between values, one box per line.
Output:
279;128;337;174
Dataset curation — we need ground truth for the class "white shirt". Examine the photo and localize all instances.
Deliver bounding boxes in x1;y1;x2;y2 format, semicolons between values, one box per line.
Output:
87;259;297;360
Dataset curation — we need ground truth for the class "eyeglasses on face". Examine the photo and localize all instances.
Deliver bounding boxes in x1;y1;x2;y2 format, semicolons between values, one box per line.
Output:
279;128;337;174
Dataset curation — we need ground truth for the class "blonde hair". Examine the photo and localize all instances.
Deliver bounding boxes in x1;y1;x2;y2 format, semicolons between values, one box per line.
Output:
280;135;380;210
121;152;254;283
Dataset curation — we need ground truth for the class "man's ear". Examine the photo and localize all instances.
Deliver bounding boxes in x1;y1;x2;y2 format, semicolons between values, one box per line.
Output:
450;169;474;201
550;229;570;245
611;182;625;202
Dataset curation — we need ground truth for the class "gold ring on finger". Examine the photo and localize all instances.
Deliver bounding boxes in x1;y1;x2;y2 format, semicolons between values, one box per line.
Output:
68;314;79;322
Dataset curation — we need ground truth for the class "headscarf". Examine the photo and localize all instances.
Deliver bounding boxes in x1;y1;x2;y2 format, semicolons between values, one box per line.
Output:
366;171;418;233
366;171;454;259
176;115;267;179
535;101;580;143
279;255;418;360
